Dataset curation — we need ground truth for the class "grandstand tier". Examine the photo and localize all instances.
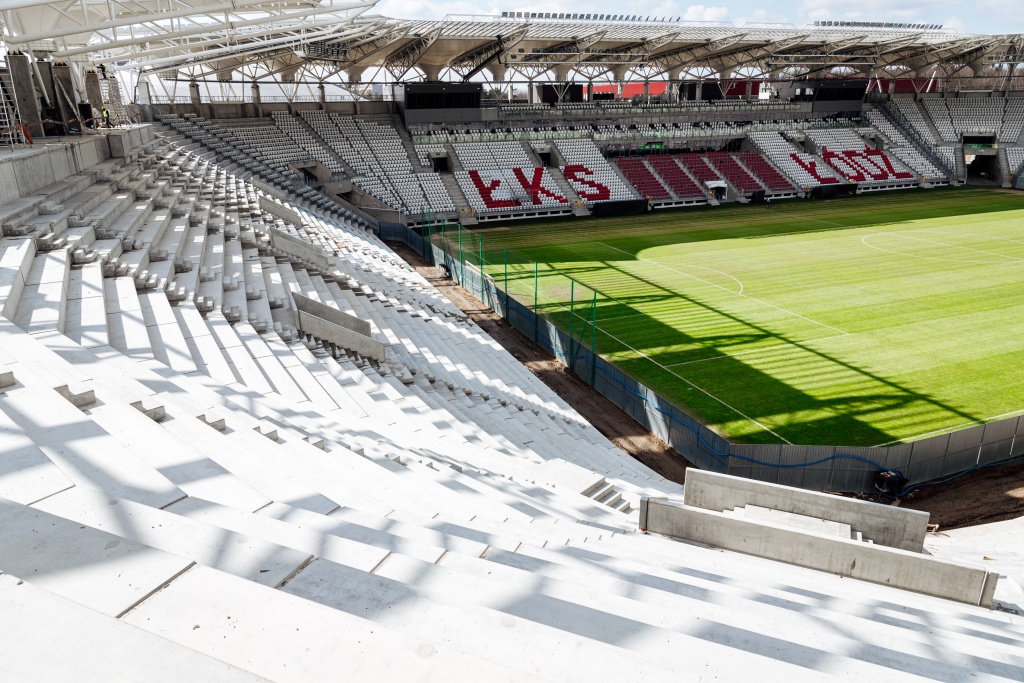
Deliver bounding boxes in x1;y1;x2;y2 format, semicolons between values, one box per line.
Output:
0;125;1021;683
159;100;1007;221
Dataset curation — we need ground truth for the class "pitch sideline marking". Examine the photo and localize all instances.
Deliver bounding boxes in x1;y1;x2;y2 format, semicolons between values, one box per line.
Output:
860;232;1024;264
869;231;1024;261
872;407;1024;447
594;241;849;336
910;227;1024;249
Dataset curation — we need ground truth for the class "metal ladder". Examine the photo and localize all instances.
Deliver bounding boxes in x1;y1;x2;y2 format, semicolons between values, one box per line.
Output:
0;59;28;148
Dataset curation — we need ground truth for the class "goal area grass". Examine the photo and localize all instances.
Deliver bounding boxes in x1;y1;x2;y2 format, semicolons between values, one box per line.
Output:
470;187;1024;447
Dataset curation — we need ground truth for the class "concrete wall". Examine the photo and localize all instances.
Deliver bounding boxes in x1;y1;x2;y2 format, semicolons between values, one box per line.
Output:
268;228;332;272
7;55;43;138
0;136;111;201
107;127;152;157
295;308;387;362
292;292;371;337
51;65;79;126
643;499;998;606
259;197;303;226
683;469;930;551
85;72;103;114
251;179;287;200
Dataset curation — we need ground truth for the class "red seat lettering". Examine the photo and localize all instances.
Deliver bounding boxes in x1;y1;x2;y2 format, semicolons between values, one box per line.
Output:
512;167;568;205
821;147;867;182
562;164;611;201
790;154;839;184
864;148;915;179
467;170;520;209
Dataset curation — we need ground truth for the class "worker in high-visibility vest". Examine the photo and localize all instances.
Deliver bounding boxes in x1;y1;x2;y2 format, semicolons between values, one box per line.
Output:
101;107;111;128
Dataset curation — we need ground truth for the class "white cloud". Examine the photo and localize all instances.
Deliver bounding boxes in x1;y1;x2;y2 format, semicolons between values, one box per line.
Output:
942;15;968;33
681;5;729;22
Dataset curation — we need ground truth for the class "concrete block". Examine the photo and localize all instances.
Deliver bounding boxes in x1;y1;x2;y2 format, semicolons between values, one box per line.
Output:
644;499;997;606
683;469;929;551
292;292;370;336
53;383;97;407
197;413;226;431
131;400;167;422
254;423;278;442
295;308;387;362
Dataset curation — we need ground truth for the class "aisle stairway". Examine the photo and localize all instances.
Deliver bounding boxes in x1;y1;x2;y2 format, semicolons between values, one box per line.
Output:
0;129;1021;682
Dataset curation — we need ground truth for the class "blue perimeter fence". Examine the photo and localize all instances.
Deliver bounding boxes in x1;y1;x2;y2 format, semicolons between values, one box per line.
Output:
380;220;1024;495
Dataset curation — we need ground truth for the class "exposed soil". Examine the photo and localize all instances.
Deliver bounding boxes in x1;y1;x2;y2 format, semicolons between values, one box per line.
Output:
887;457;1024;530
389;240;1024;530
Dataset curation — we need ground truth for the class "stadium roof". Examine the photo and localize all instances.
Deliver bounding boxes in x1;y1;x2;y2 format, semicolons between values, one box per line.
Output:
1;4;1022;83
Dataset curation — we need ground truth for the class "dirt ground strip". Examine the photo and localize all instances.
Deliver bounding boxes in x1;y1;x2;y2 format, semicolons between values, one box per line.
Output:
389;241;1024;530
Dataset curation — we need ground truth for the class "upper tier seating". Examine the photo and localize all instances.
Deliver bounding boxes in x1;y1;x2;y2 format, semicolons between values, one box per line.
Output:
865;110;912;148
748;132;842;188
919;97;1024;143
1003;100;1024;143
945;98;1003;139
863;110;948;181
272;112;345;175
164;115;309;186
891;99;941;145
613;157;671;200
805;129;917;186
553;138;638;203
411;114;858;145
0;124;1018;682
922;100;957;142
308;113;456;214
172;111;456;216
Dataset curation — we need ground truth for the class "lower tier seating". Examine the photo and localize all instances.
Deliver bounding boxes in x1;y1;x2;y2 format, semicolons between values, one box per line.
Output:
706;151;765;194
554;138;638;203
748;131;841;188
806;129;917;186
646;156;704;199
1007;147;1024;177
614;158;671;200
736;152;796;191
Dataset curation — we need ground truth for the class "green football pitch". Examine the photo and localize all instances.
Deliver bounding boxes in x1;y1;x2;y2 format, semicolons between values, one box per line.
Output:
467;187;1024;447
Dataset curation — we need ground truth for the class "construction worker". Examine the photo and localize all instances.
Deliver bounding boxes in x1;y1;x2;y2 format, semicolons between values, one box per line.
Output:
98;63;107;79
101;106;111;128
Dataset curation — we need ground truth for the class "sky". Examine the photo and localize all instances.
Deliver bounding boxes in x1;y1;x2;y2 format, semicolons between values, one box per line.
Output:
374;0;1023;36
